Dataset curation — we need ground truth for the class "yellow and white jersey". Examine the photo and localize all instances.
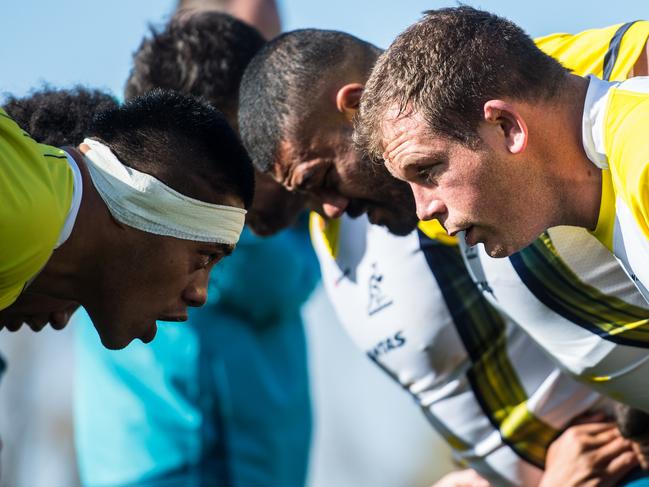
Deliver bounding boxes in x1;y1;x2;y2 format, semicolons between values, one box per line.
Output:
311;213;603;487
536;20;649;81
0;108;81;310
463;227;649;412
458;21;649;412
584;75;649;301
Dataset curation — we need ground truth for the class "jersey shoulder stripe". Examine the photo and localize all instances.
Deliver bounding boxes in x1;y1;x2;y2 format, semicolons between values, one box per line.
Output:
603;21;640;80
535;21;649;80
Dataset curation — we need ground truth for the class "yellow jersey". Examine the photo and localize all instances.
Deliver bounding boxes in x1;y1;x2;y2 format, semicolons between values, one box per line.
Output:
584;75;649;301
540;21;649;300
536;20;649;81
0;108;75;310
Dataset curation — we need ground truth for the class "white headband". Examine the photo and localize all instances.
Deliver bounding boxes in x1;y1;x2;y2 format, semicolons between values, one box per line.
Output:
83;138;246;244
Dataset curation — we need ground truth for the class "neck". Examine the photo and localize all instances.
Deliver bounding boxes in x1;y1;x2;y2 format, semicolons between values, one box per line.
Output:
540;74;602;230
29;148;112;301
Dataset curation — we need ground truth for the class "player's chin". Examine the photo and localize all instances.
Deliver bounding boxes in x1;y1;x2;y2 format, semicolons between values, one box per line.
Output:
98;321;157;350
100;332;133;350
139;322;158;344
484;238;520;258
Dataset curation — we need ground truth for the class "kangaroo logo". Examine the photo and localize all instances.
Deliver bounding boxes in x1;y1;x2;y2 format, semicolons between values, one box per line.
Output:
368;262;393;316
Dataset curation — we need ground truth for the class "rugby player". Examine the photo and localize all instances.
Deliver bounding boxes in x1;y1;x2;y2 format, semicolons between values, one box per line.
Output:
70;12;317;486
0;89;254;350
358;8;649;302
239;27;649;486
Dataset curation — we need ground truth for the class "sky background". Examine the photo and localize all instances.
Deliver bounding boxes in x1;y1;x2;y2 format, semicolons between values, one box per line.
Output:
1;0;648;101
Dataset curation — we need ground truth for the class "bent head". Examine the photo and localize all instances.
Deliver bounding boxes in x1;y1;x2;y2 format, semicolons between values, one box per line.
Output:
239;29;418;236
126;10;305;236
355;7;571;255
80;90;254;349
83;223;235;349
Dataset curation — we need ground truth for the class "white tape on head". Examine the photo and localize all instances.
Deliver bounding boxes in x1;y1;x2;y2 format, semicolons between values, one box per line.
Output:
82;138;246;244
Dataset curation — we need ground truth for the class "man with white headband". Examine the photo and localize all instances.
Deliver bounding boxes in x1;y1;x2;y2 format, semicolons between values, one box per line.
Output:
0;89;255;349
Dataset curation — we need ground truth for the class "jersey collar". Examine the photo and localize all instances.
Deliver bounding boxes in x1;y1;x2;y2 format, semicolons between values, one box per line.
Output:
582;74;617;169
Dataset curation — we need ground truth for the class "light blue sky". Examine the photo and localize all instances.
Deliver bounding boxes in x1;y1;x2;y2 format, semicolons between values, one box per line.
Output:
1;1;647;101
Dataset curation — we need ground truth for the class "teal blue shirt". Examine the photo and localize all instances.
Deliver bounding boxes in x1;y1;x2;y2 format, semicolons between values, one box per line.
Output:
75;223;318;486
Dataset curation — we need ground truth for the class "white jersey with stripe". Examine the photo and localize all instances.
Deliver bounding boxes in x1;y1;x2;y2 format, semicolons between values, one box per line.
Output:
311;213;604;486
462;224;649;412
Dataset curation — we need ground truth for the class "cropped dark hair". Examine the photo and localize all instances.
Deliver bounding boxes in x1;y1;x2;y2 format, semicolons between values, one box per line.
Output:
90;89;254;208
2;86;118;146
355;6;569;159
125;10;265;121
238;29;381;172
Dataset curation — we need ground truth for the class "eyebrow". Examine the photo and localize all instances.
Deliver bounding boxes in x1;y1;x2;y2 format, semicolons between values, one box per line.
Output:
288;161;323;192
400;150;447;170
201;243;235;256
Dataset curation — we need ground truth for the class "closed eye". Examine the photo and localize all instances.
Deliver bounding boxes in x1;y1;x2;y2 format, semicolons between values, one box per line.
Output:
414;157;446;185
195;245;232;270
415;165;438;185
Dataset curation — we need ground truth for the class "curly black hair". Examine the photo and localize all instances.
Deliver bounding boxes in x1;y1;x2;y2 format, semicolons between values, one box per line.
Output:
2;86;118;146
91;89;254;208
125;10;265;122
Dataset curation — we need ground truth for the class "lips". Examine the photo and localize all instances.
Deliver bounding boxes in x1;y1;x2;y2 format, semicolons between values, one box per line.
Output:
158;314;188;322
464;226;478;247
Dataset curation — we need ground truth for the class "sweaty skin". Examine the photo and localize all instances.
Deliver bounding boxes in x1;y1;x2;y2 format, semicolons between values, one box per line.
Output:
1;145;238;349
380;76;598;257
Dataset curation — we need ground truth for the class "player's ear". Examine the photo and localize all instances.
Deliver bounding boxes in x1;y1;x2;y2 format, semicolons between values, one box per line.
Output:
336;83;364;122
483;99;528;154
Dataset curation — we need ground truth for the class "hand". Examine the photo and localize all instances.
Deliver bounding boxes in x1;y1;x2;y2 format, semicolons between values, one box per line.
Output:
632;440;649;471
615;403;649;469
431;469;490;487
0;292;79;332
540;421;638;487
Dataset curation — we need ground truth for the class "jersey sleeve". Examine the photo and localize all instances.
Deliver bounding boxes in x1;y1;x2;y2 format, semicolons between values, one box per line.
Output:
602;83;649;297
536;21;649;80
607;85;649;240
0;108;73;309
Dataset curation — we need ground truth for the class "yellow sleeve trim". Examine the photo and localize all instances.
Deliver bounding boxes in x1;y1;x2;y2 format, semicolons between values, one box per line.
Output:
417;219;458;246
309;212;340;258
591;169;616;252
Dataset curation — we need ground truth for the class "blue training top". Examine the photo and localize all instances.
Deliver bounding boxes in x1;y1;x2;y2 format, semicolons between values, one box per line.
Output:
74;222;319;487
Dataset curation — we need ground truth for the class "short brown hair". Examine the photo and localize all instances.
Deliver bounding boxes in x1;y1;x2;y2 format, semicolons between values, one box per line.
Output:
354;6;568;160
